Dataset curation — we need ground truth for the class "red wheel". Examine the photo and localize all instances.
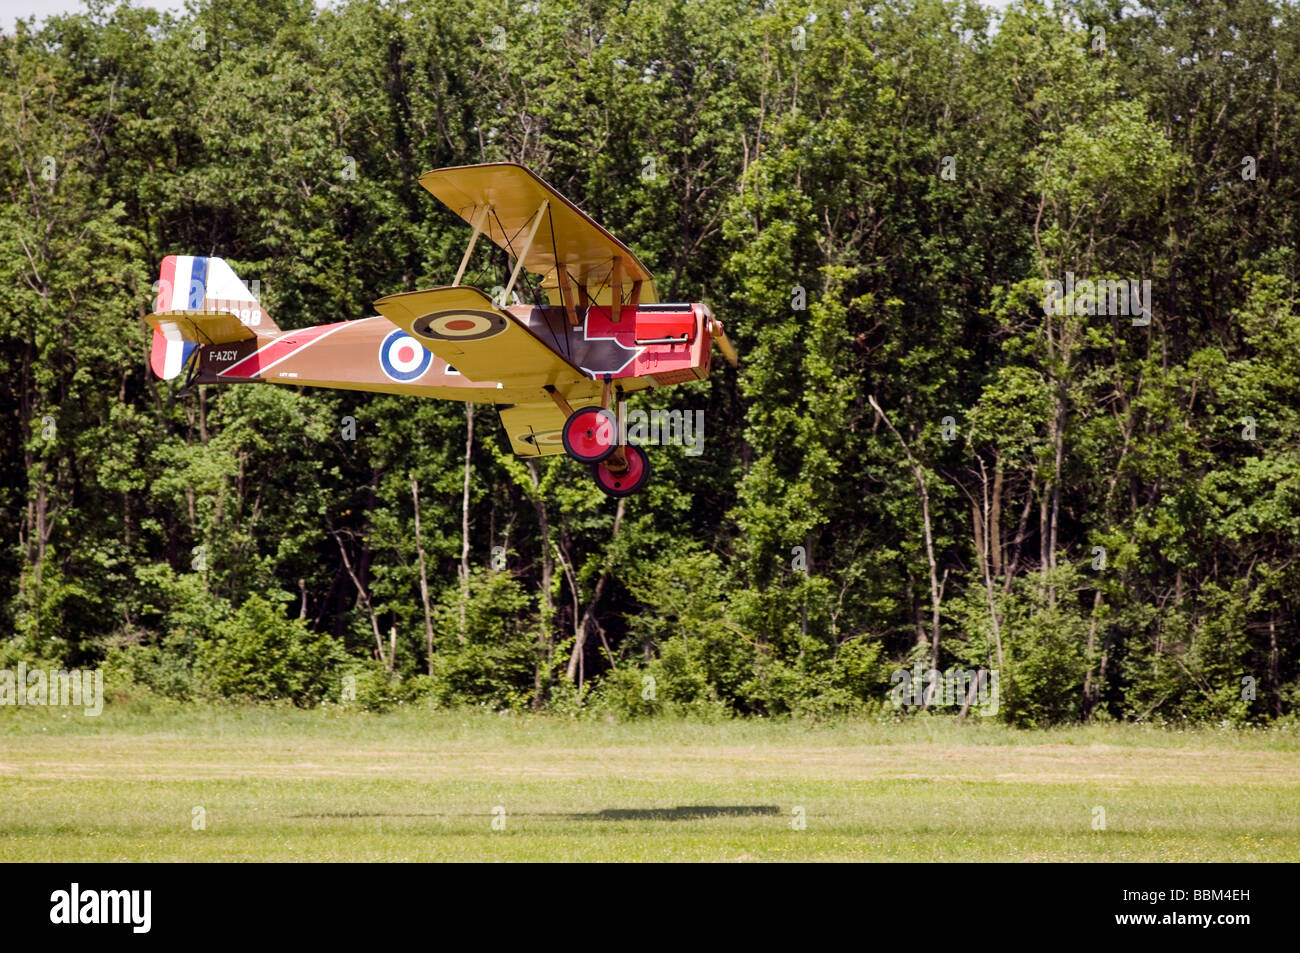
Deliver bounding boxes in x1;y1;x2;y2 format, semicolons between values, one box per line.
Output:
562;406;617;463
592;445;651;497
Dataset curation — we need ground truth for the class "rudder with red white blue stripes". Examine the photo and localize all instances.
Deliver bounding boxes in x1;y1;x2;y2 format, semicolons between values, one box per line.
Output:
149;255;279;380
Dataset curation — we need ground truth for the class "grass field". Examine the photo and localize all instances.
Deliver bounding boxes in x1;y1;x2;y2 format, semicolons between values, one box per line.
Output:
2;703;1298;861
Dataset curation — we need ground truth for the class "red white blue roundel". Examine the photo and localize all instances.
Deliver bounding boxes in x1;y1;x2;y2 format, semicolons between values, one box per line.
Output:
379;328;432;383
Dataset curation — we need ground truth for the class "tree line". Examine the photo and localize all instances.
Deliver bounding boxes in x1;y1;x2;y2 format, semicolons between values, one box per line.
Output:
2;0;1298;724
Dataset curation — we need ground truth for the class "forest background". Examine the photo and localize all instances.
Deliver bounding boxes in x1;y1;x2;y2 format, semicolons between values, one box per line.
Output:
3;0;1298;726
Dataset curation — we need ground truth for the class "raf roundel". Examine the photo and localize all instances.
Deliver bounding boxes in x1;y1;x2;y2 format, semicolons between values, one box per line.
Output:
379;328;433;382
412;309;508;342
522;429;565;449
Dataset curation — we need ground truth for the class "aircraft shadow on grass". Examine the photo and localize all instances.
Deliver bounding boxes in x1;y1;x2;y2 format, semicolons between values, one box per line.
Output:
568;806;780;821
291;806;781;822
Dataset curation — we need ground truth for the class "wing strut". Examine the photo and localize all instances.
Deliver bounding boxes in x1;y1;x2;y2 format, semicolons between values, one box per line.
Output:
453;205;491;286
610;256;624;323
502;199;549;305
557;265;580;327
544;384;575;416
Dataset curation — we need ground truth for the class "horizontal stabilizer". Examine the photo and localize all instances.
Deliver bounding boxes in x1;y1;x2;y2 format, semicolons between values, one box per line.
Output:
147;310;258;345
148;311;258;380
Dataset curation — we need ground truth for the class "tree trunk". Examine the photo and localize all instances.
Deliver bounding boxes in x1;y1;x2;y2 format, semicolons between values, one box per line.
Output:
990;459;1004;580
411;478;437;675
1047;399;1065;608
527;460;555;708
458;403;474;643
332;529;389;670
868;395;943;707
1082;589;1103;715
1269;616;1282;717
975;458;1005;673
564;499;626;683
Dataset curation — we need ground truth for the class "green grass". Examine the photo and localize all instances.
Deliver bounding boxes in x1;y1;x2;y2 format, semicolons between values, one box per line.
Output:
2;703;1298;861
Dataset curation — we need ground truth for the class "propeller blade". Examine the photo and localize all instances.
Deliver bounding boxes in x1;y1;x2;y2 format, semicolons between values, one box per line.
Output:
710;318;739;367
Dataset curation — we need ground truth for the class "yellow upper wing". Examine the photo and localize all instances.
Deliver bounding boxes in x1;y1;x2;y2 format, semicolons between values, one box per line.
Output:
420;163;659;306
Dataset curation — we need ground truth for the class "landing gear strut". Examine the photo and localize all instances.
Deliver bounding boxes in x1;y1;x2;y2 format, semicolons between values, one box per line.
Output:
592;444;651;497
547;379;651;496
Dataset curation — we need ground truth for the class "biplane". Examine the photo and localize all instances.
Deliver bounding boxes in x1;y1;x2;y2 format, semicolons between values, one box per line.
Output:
147;163;738;497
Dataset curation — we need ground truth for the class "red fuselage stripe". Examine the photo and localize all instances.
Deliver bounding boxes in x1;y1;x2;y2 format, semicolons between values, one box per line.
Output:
218;322;348;378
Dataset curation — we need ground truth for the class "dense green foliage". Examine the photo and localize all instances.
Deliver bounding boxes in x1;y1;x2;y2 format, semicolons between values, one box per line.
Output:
3;0;1298;725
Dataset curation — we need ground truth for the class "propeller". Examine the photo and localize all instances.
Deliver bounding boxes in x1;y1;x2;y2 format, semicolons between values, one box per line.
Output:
709;316;739;367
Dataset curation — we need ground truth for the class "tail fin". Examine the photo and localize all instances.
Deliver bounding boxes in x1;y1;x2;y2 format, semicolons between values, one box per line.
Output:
149;255;280;380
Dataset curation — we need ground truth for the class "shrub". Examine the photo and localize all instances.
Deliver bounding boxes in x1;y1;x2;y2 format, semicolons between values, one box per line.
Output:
587;640;731;719
335;659;435;712
102;634;197;700
194;595;344;705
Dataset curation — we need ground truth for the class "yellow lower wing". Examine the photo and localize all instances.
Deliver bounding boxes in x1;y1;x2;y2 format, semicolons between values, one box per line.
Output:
373;285;585;390
498;402;570;457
